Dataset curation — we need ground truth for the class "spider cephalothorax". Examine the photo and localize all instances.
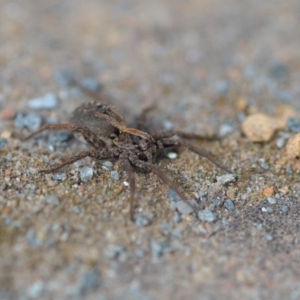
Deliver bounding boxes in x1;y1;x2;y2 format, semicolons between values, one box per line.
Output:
24;81;231;220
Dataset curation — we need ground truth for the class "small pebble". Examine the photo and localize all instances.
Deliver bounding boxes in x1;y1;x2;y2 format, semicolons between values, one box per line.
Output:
167;152;178;159
27;281;44;298
81;77;102;92
15;112;42;131
287;117;300;133
76;270;100;296
44;195;60;205
276;137;287;148
110;171;120;180
52;173;67;181
72;205;82;214
26;229;43;247
286;167;293;174
54;69;75;87
224;199;235;211
212;197;221;206
0;106;17;120
80;166;94;182
241;113;281;142
135;216;150;227
267;197;276;204
197;210;216;222
257;224;263;231
163;120;173;131
102;161;113;169
175;200;196;216
265;233;274;241
0;138;8;150
263;186;275;197
260;162;269;170
216;174;237;185
262;206;273;213
28;93;58;110
281;205;289;213
48;131;72;145
219;123;234;137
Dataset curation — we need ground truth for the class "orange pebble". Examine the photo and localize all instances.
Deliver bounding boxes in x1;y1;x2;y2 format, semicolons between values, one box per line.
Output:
263;186;275;197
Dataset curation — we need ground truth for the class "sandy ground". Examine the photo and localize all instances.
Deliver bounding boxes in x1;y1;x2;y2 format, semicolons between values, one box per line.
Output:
1;0;300;299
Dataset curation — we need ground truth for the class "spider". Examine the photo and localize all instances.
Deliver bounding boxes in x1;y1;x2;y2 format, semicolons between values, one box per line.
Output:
23;80;231;221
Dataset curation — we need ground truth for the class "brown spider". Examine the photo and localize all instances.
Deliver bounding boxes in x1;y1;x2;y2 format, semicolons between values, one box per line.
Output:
24;80;231;220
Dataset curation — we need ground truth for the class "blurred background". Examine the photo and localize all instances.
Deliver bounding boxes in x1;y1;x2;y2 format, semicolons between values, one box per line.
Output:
1;0;300;299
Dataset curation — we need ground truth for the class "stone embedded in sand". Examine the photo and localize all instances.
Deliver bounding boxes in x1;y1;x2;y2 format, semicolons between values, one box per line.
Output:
263;186;275;197
241;113;281;142
285;133;300;158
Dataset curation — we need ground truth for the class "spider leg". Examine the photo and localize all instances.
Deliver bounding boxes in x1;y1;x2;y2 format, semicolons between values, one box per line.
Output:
136;103;156;130
39;148;115;174
128;154;197;213
159;138;232;174
23;123;105;148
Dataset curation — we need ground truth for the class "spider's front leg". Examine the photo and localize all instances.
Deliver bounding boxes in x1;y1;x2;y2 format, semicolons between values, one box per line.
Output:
23;123;105;148
39;148;116;174
159;138;232;174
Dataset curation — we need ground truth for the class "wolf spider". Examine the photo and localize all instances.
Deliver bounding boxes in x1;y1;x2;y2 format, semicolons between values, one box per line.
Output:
24;80;231;221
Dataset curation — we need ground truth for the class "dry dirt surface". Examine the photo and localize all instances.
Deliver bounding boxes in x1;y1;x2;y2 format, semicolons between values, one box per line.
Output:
1;0;300;299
